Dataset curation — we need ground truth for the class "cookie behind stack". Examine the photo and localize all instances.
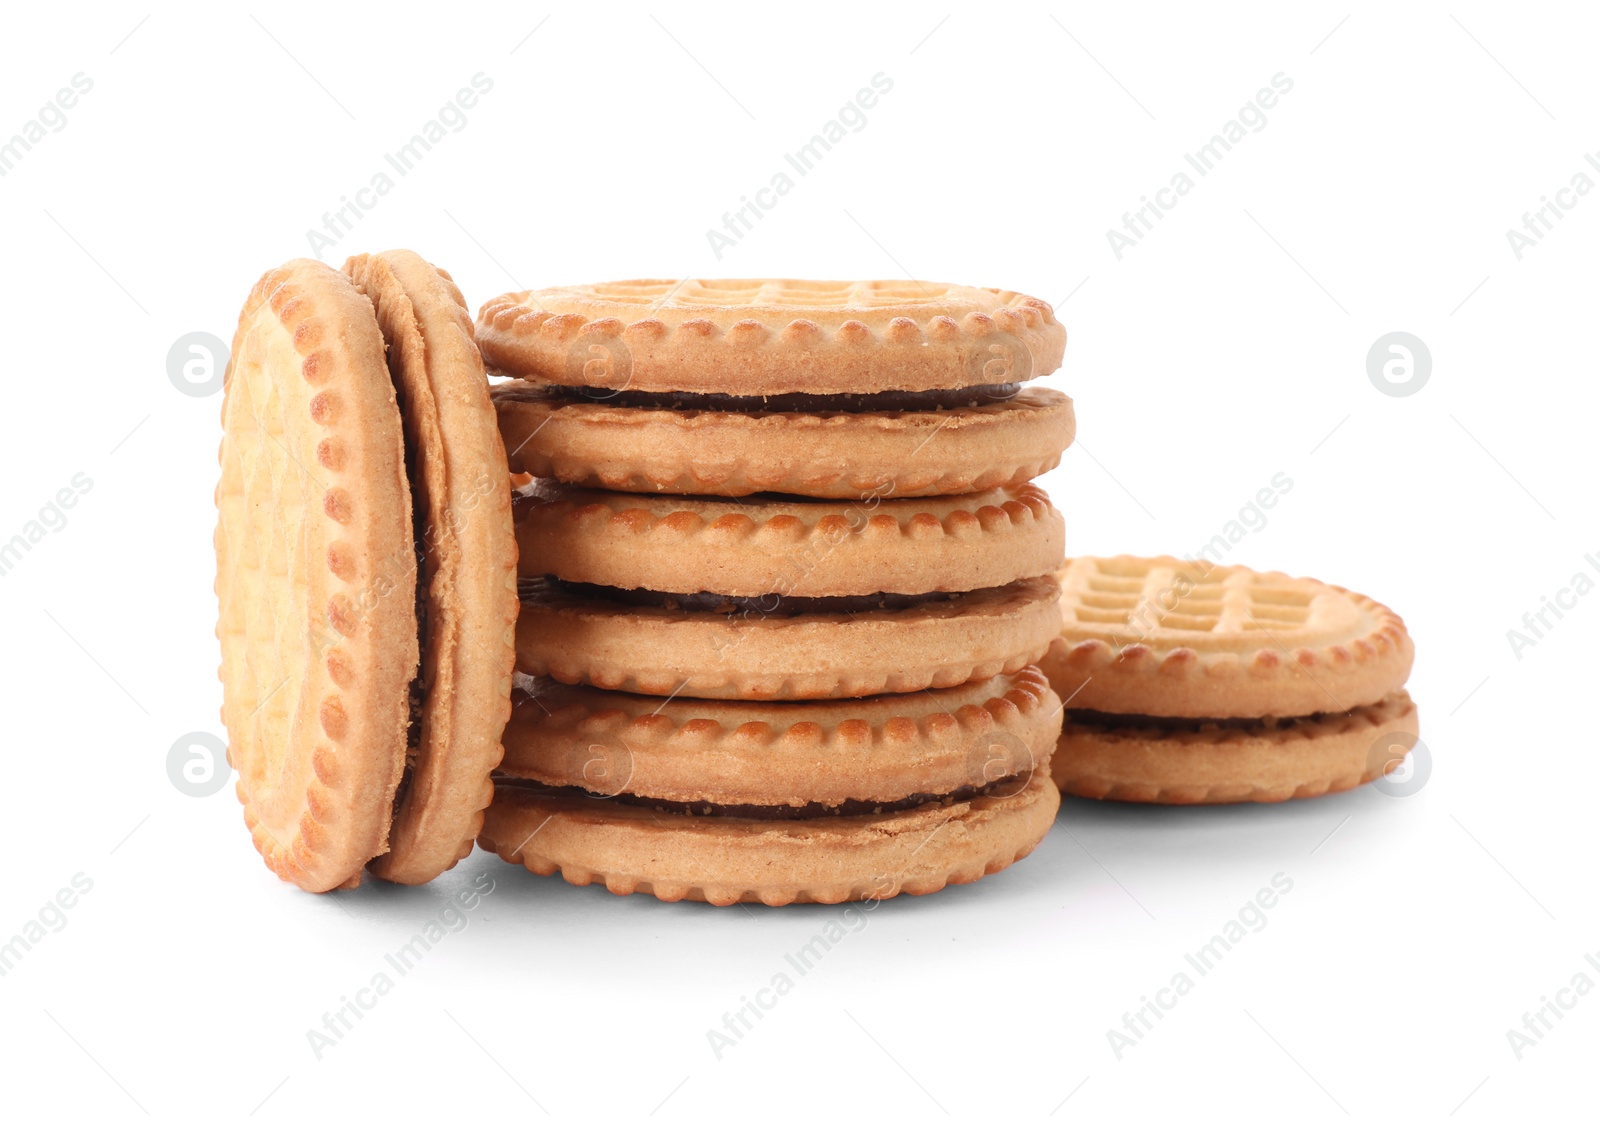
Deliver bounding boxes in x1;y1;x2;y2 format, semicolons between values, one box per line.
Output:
476;280;1078;904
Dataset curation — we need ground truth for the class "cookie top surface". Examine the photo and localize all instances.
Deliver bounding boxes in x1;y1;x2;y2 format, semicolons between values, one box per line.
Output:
343;250;520;886
215;258;416;892
1042;555;1414;718
476;279;1066;395
501;668;1061;807
514;481;1064;597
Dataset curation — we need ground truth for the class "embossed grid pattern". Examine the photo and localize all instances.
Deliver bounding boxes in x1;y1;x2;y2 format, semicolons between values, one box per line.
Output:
1067;559;1319;638
586;279;968;309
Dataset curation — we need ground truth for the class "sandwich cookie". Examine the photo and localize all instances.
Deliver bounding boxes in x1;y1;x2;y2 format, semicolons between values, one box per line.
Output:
512;483;1066;698
1040;556;1419;804
482;279;1074;497
343;250;521;883
215;253;517;892
480;669;1063;904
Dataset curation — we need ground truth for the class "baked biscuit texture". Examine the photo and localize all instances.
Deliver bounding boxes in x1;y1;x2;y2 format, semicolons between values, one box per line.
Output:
516;574;1062;699
502;668;1061;807
478;773;1061;906
343;250;520;885
215;259;416;893
477;279;1066;395
514;482;1064;598
1043;556;1414;719
493;382;1075;499
1052;692;1419;804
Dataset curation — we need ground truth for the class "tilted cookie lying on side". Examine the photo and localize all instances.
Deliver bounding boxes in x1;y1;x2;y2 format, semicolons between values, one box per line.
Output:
1039;556;1419;804
482;279;1075;497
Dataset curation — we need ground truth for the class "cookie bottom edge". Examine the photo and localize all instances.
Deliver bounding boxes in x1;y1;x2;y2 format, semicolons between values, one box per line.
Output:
477;773;1060;905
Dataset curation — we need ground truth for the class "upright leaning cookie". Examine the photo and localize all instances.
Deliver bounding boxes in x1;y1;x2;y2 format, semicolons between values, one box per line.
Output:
216;253;518;891
344;250;520;884
481;280;1075;497
216;260;417;891
1040;556;1420;804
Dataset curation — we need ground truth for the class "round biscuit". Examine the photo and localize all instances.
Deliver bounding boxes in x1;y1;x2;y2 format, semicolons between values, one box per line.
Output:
478;772;1061;906
1043;555;1415;718
476;279;1066;395
493;382;1075;499
1052;692;1420;804
344;250;521;886
215;259;415;892
501;668;1062;807
516;575;1062;699
514;482;1064;598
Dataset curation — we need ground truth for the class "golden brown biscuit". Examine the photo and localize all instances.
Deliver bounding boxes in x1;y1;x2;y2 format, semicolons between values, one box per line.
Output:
1052;692;1419;804
493;381;1075;499
1040;556;1420;805
216;259;416;892
343;250;520;885
517;574;1062;699
478;772;1060;906
477;279;1066;395
1042;556;1414;718
513;482;1064;598
502;668;1061;807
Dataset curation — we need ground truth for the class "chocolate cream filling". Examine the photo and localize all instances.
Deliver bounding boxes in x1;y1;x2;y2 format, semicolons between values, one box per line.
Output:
387;372;430;822
1063;708;1347;733
498;773;1032;820
497;381;1021;413
534;576;982;616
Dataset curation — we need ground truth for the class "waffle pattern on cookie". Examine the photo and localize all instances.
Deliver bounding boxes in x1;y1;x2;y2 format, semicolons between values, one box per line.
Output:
1045;556;1414;718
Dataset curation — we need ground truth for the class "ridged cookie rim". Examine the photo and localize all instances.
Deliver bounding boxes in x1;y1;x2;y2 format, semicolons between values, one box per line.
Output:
343;250;520;887
514;482;1064;598
1053;692;1420;804
494;382;1074;498
477;773;1060;906
476;279;1066;394
516;575;1062;699
215;258;416;893
1045;555;1415;718
500;668;1062;805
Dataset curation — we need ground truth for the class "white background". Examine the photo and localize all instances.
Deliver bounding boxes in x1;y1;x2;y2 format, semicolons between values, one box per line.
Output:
0;2;1593;1125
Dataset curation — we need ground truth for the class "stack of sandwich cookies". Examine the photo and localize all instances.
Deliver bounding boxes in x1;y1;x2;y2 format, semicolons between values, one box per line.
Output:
215;252;518;892
488;673;1062;905
1040;556;1420;804
484;280;1074;497
511;484;1064;699
476;279;1077;903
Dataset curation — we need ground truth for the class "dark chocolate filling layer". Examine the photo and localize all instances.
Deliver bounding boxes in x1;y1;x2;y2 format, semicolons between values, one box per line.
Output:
1063;708;1343;733
498;773;1031;820
534;576;973;616
499;382;1021;413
